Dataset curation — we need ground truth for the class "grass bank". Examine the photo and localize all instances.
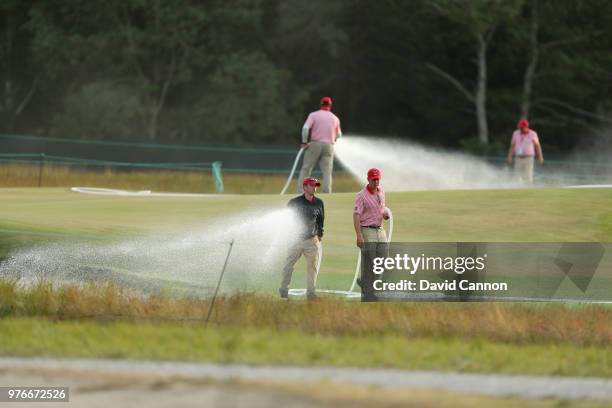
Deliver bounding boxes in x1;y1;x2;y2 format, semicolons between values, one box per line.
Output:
2;317;612;378
1;281;611;346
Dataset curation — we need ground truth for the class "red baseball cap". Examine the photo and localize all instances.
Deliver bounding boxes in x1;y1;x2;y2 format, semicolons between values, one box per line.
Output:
367;168;381;180
303;177;321;187
517;119;529;129
320;96;332;107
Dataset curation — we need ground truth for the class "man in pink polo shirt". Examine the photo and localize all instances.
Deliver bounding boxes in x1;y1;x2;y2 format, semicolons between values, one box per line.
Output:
353;168;390;300
353;168;390;248
507;119;544;185
297;96;342;194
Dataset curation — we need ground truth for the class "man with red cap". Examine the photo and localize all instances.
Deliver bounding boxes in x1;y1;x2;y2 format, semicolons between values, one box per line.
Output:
280;177;325;300
353;168;390;300
353;168;389;248
507;119;544;185
297;96;342;194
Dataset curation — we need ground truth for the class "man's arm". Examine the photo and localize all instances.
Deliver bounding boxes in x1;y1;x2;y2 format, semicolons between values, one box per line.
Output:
532;133;544;164
536;143;544;164
506;142;515;164
381;192;389;220
317;201;324;240
301;126;310;147
353;212;364;248
301;114;313;148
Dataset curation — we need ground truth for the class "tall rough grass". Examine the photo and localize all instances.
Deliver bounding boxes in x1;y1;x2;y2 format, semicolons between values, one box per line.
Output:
0;164;360;194
1;279;611;346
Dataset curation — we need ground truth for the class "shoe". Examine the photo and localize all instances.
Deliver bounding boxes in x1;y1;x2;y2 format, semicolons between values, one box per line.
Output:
307;292;318;301
279;289;288;299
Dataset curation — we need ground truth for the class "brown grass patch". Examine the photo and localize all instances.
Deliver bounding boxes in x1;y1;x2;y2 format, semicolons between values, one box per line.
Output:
1;280;611;346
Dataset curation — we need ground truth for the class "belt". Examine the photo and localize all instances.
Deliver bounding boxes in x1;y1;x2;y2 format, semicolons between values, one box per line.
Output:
515;155;534;158
361;225;381;229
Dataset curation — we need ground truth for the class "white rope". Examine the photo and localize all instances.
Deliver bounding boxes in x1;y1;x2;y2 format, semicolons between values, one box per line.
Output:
71;187;151;196
565;184;612;189
71;187;218;198
280;147;305;195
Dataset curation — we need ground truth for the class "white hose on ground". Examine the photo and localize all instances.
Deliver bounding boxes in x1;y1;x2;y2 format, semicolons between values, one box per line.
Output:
280;147;305;195
349;207;393;293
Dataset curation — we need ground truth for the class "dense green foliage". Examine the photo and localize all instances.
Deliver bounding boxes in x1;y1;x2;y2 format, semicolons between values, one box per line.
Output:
1;0;611;151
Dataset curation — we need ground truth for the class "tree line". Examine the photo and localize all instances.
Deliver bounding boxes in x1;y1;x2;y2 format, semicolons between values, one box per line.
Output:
1;0;611;154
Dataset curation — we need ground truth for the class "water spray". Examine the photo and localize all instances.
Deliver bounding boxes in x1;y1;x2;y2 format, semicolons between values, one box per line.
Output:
280;147;305;195
0;208;302;296
335;136;517;191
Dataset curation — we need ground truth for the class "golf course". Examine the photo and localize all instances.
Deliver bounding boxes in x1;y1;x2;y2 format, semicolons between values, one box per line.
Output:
1;186;612;388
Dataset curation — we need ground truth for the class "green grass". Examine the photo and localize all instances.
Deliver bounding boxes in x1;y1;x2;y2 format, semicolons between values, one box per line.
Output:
1;187;611;286
2;187;610;239
1;186;612;378
1;317;611;378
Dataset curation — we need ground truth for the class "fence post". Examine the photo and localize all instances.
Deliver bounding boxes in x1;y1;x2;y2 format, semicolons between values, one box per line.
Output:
37;153;45;188
205;239;234;325
212;161;224;193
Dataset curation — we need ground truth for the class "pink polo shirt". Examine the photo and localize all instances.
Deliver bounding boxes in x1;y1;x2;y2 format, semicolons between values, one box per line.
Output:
303;109;342;144
354;186;386;227
511;129;540;156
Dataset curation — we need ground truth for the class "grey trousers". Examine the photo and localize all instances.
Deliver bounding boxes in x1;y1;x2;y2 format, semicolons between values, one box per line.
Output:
360;227;388;300
280;236;320;295
297;142;334;193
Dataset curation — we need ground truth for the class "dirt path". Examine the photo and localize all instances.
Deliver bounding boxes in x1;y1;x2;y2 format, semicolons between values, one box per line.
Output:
1;357;611;405
0;368;329;408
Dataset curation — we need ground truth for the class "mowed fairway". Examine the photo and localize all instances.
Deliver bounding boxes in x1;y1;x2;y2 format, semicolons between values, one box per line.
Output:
2;187;610;239
1;187;611;291
2;187;612;384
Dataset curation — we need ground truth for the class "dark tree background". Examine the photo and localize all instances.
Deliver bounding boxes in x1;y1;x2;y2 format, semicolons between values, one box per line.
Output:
1;0;611;154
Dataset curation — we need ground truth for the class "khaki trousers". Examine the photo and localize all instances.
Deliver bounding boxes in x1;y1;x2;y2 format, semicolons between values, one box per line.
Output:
280;236;320;295
361;227;388;259
514;156;534;185
297;142;334;193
